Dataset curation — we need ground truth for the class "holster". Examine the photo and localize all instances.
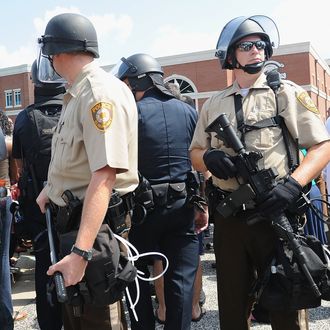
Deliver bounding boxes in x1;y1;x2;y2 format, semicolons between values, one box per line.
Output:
205;178;228;222
55;191;82;234
104;191;127;235
185;170;207;211
131;175;154;226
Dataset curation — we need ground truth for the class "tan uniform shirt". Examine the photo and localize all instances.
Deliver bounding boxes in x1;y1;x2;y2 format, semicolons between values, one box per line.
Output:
45;61;138;206
190;73;329;191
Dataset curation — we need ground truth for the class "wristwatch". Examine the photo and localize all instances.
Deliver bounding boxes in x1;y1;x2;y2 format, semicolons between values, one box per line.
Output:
71;245;93;261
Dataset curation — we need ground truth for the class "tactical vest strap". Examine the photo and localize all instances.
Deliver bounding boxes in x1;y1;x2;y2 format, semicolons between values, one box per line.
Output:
233;88;298;172
244;116;282;132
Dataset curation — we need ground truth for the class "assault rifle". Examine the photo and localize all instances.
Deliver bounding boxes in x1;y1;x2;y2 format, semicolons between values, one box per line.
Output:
205;113;321;297
205;113;278;218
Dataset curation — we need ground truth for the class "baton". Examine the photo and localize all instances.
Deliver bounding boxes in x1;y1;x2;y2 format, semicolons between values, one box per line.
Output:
45;205;68;303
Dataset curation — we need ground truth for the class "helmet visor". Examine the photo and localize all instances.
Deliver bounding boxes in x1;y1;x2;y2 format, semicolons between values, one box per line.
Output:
215;16;248;60
249;15;279;48
110;57;138;80
109;60;124;78
36;49;66;84
215;15;279;59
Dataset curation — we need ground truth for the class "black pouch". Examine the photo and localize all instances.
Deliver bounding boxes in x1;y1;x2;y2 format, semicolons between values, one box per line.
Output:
59;224;137;306
169;182;186;200
256;235;330;311
151;183;169;206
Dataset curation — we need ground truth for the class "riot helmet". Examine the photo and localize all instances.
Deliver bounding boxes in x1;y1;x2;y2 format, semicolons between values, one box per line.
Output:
38;13;99;58
31;60;65;89
215;15;279;74
114;53;173;97
31;60;66;103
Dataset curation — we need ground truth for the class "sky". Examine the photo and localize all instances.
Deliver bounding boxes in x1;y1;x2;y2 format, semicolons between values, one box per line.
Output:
1;0;329;69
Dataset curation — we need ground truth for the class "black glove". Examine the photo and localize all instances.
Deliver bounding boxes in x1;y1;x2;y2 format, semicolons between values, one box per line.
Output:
258;175;303;216
203;149;237;180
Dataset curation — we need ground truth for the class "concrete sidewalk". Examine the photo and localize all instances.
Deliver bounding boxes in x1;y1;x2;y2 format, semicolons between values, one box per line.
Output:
11;247;330;329
11;252;38;329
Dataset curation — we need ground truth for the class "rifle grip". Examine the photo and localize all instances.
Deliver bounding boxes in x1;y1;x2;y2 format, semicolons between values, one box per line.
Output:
54;271;68;303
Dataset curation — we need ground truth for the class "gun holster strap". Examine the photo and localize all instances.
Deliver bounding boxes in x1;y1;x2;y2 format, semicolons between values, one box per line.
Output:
121;191;135;212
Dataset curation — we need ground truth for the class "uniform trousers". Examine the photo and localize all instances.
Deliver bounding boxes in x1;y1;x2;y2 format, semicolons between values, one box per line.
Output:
213;211;302;330
34;230;63;330
127;197;199;330
0;197;14;330
63;300;127;330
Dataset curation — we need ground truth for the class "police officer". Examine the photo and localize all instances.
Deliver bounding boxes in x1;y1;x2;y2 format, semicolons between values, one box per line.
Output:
190;15;330;330
12;59;65;330
117;53;207;330
36;13;139;330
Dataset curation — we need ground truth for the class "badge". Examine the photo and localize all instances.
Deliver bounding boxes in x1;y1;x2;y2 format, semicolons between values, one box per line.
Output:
297;91;319;114
90;102;114;131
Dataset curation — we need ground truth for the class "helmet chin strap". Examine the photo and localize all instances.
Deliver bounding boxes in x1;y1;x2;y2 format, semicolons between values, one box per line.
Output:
235;60;265;74
49;62;64;80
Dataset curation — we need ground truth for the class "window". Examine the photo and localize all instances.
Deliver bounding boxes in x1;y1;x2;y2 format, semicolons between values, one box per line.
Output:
5;90;13;108
14;89;21;107
165;78;195;94
164;75;198;110
4;89;22;108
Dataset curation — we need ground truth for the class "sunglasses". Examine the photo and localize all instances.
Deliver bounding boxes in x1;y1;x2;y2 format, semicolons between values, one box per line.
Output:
236;40;266;52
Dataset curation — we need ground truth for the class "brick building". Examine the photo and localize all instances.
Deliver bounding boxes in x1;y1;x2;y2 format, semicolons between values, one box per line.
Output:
1;41;330;121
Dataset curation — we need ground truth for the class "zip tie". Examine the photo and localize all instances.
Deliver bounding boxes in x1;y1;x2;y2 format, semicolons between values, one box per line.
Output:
114;233;169;321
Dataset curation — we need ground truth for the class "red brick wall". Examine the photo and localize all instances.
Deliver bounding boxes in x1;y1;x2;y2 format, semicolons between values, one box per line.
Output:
0;72;34;113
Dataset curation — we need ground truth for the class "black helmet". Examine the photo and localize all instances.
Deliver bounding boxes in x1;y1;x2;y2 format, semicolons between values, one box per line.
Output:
117;53;163;80
215;15;279;72
38;13;99;58
116;53;172;96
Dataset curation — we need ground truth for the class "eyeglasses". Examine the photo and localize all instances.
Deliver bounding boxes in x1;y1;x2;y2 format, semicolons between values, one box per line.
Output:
236;40;266;52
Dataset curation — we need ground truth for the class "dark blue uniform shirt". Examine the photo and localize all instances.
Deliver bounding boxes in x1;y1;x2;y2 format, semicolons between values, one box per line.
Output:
137;88;197;184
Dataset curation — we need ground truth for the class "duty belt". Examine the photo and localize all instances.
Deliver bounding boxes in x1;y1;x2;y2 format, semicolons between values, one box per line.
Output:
151;182;187;207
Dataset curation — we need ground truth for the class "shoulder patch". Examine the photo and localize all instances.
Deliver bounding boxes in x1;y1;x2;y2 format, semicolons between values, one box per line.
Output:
297;91;319;114
90;102;114;131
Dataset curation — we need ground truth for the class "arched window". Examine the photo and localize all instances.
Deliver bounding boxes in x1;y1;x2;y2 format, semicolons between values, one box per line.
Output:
164;74;198;109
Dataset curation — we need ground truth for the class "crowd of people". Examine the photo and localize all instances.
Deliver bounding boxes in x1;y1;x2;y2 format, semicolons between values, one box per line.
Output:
1;12;330;330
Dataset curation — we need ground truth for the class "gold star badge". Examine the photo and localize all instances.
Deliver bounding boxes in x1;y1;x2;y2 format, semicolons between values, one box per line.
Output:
297;91;319;114
90;102;114;131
